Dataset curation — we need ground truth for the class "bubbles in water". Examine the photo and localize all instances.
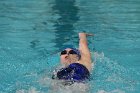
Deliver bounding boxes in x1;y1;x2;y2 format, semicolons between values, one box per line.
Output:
16;87;40;93
97;89;125;93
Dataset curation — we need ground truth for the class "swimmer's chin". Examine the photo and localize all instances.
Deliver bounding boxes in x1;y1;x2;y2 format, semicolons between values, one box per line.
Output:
64;59;71;63
61;61;71;66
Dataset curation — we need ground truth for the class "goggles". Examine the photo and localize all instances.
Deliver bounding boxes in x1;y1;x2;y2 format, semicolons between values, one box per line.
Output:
60;50;77;55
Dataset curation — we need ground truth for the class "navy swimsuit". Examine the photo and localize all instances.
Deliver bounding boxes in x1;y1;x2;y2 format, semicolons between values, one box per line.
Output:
53;63;90;82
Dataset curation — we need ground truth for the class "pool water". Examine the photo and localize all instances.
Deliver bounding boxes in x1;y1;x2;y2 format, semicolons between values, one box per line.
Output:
0;0;140;93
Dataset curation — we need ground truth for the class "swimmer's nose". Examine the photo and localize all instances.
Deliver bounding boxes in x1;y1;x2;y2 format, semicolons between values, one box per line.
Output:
65;55;69;59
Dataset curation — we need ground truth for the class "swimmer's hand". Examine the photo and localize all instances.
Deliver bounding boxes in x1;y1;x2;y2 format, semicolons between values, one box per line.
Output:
79;32;94;37
86;33;94;36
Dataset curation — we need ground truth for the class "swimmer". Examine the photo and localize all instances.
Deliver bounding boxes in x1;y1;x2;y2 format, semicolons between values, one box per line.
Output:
52;32;93;83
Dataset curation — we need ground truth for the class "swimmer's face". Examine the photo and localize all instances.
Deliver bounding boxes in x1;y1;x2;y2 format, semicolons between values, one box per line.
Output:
60;48;79;66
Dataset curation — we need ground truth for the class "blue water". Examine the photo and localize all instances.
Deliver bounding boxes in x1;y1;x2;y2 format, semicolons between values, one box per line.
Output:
0;0;140;93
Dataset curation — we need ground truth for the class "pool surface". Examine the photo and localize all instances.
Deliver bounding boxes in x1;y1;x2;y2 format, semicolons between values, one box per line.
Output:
0;0;140;93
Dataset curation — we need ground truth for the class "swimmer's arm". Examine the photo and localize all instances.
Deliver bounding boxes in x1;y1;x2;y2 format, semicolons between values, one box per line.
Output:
79;33;91;57
78;33;93;71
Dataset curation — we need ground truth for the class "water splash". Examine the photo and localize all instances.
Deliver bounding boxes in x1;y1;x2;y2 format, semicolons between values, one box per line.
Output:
39;76;90;93
13;52;139;93
90;52;140;93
